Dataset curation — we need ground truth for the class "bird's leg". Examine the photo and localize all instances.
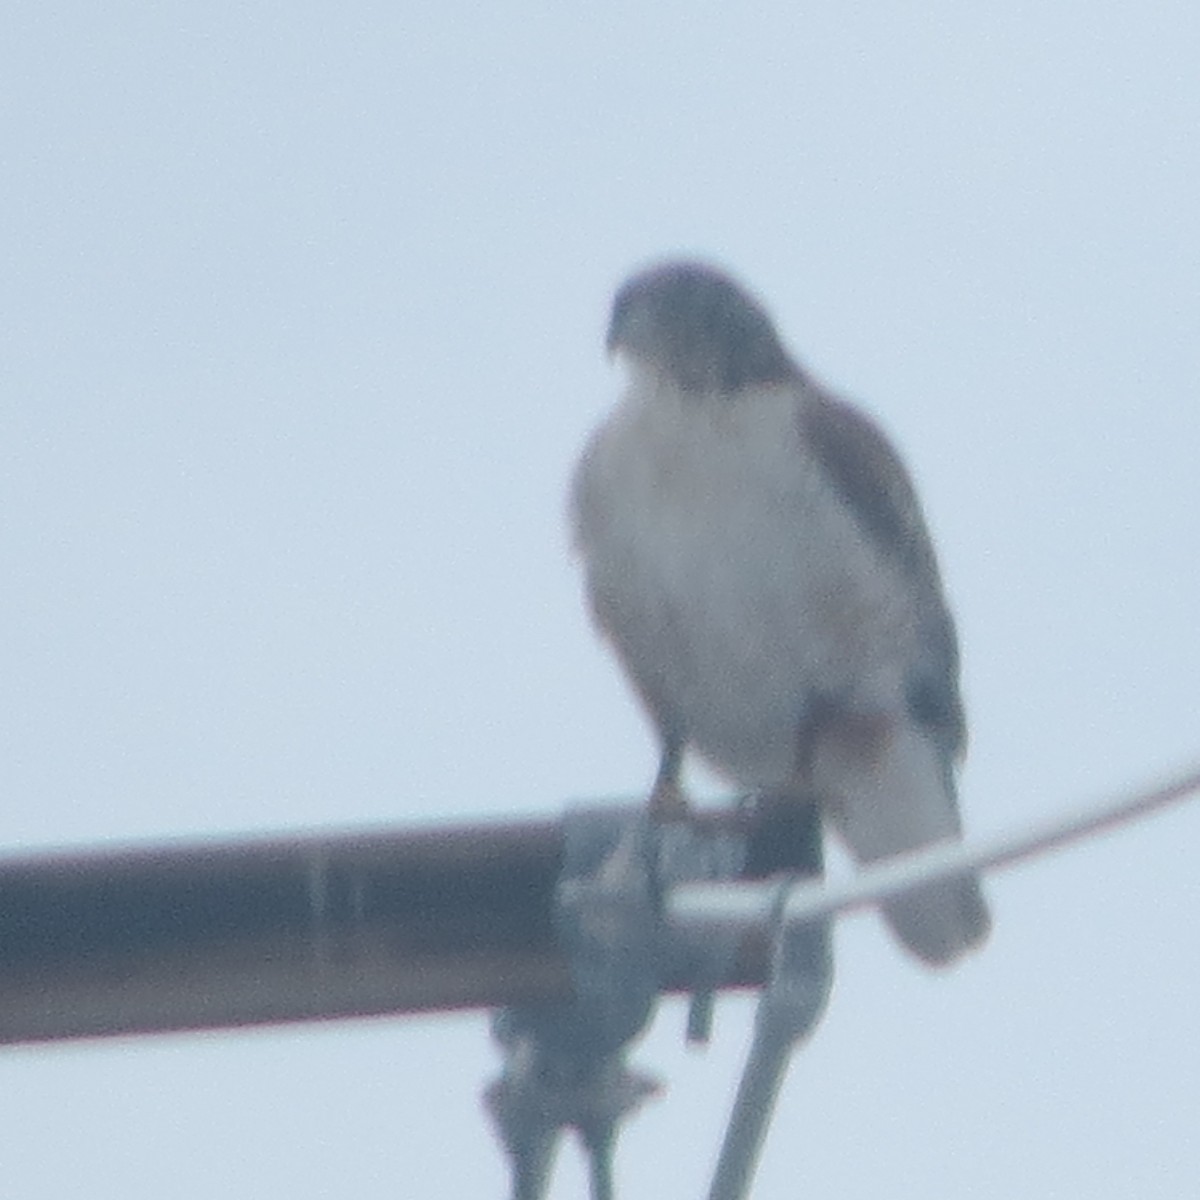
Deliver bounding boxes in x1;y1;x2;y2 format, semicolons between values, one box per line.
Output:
793;695;835;789
647;736;688;820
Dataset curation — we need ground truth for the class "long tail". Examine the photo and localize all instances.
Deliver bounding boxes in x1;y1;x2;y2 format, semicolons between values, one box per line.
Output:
815;717;990;966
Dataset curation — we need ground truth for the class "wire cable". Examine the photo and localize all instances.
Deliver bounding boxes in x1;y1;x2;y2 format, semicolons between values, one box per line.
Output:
673;759;1200;936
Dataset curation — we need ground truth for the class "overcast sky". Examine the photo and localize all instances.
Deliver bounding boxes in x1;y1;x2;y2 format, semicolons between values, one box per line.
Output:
3;2;1199;1196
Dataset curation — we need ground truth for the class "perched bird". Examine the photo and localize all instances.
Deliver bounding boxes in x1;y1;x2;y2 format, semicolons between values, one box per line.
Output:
570;260;990;966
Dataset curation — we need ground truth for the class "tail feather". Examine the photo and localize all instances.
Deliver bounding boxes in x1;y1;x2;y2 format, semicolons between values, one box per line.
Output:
881;873;990;967
814;715;990;966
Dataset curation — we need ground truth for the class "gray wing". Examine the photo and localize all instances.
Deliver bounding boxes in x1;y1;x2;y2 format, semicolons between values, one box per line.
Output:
799;390;965;765
801;390;990;965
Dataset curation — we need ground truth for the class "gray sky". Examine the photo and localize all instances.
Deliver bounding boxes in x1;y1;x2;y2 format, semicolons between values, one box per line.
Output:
3;2;1199;1195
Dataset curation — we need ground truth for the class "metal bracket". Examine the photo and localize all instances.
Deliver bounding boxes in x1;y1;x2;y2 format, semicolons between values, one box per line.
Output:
654;817;748;1045
485;806;665;1200
485;797;831;1200
707;871;833;1200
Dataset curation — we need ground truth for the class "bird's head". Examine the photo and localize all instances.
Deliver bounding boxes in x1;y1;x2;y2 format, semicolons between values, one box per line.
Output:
606;260;797;393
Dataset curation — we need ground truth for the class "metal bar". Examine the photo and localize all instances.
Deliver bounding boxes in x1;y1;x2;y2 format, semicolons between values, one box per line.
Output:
707;883;831;1200
0;818;566;1043
0;803;803;1046
707;1017;796;1200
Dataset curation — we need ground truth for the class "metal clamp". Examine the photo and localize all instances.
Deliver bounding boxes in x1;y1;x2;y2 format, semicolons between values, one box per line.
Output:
485;807;664;1200
485;797;832;1200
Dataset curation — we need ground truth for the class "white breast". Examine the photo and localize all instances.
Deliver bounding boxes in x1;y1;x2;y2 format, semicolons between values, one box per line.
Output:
572;375;919;789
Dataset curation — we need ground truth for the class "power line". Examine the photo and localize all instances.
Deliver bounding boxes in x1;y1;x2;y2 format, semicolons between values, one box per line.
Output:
671;761;1200;928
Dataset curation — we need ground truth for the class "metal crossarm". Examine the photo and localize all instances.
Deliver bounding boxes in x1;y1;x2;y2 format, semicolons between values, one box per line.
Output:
0;802;811;1045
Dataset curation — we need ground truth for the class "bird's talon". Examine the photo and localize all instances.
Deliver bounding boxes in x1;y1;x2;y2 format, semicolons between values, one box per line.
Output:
647;780;690;822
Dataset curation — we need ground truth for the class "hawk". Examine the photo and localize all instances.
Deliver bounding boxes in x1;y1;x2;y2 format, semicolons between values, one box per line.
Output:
570;260;990;966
